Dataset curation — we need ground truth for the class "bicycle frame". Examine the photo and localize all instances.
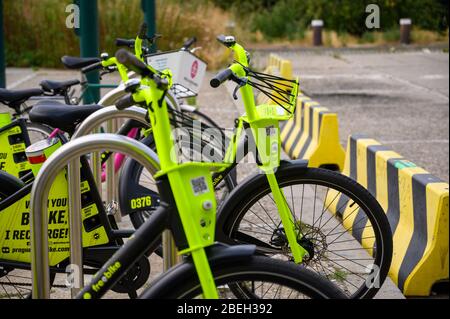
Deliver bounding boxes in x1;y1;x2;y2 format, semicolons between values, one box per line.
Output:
79;48;233;298
209;40;308;263
110;38;308;263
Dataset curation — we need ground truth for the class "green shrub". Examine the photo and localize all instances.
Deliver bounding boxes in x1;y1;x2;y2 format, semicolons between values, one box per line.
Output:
229;0;449;39
360;31;376;44
3;0;231;69
383;28;401;42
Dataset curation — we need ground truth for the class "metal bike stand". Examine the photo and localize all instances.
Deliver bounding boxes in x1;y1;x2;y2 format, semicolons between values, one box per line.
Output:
91;130;103;196
67;159;83;297
73;106;148;139
162;231;180;271
106;118;118;218
29;134;160;299
96;85;128;199
73;106;182;271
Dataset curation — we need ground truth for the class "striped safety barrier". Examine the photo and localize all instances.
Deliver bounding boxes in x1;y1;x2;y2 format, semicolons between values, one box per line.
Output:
325;134;449;296
257;54;294;105
280;95;346;171
259;55;345;170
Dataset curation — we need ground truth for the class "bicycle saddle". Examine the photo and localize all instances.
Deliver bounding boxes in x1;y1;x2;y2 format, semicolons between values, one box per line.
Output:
29;100;102;135
40;79;80;93
61;56;101;70
0;88;43;105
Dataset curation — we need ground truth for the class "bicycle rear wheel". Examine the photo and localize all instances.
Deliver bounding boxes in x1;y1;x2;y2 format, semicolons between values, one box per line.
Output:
140;255;347;299
25;121;53;144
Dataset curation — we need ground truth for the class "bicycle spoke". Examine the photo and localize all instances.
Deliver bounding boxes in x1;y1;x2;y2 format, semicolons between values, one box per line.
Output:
312;184;317;226
261;282;275;298
299;184;305;227
323;205;361;237
329;236;375;245
312;195;353;232
242;214;276;234
246;207;279;231
314;187;330;231
265;195;288;226
325;250;374;269
2;275;25;299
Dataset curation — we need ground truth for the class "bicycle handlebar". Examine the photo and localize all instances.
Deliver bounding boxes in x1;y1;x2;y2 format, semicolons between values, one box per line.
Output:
210;68;234;88
217;34;236;48
81;61;103;74
116;93;136;110
182;37;197;51
116;38;136;48
115;49;152;77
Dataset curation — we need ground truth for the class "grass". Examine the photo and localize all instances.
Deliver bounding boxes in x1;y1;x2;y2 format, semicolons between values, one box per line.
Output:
3;1;448;69
329;267;348;283
262;28;450;48
4;0;233;70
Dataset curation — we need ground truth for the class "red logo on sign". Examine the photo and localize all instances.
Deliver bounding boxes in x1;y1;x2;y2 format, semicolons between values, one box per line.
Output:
191;61;199;78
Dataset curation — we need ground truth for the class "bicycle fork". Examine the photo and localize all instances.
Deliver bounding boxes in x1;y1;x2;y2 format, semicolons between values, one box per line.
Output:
265;172;308;264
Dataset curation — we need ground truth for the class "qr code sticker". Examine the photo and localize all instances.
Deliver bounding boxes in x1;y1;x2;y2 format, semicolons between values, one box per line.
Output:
266;126;276;136
191;176;209;196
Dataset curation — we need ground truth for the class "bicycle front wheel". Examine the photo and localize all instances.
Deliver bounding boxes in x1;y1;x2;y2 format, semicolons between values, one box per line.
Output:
140;255;347;299
217;165;393;299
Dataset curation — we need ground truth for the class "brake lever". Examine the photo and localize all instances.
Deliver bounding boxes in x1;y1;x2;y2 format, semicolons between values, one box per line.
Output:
232;78;248;100
147;34;162;44
155;75;170;91
190;47;202;54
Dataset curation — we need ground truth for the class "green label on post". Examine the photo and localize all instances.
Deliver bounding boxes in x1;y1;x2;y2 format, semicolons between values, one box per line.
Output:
394;160;417;170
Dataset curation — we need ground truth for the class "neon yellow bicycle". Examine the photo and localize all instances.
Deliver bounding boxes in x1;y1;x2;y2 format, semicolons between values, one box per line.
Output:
76;48;347;299
123;36;393;299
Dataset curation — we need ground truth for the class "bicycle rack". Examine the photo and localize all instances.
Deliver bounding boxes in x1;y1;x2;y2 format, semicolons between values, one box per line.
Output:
29;134;160;299
73;106;182;273
98;85;129;211
96;86;180;218
73;106;148;138
73;105;150;207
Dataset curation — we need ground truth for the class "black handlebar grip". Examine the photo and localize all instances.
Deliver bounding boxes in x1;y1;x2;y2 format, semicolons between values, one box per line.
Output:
182;37;197;50
138;22;148;39
81;62;103;74
116;94;136;110
210;68;233;88
115;49;152;77
115;38;136;48
216;35;236;48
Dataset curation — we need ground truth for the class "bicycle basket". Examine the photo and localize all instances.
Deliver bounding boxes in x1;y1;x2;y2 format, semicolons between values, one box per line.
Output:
245;66;299;116
146;50;207;99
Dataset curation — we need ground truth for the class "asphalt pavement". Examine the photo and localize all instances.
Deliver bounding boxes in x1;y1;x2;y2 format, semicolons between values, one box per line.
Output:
252;48;449;182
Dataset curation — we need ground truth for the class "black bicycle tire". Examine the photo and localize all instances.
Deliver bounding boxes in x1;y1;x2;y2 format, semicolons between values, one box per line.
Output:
140;255;347;299
217;165;393;299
